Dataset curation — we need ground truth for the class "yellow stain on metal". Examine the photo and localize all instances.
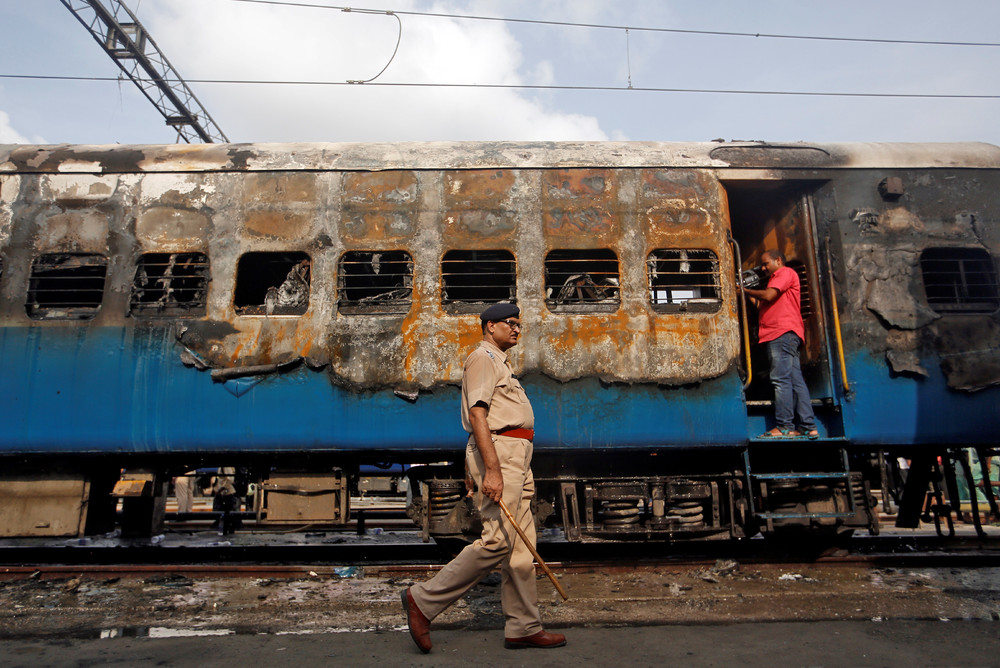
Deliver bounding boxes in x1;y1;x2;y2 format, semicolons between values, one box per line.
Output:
342;171;419;240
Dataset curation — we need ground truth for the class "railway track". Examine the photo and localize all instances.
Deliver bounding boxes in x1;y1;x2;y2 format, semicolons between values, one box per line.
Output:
1;527;997;577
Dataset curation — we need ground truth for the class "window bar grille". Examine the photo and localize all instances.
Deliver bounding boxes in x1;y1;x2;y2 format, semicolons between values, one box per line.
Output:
26;253;108;320
130;252;209;316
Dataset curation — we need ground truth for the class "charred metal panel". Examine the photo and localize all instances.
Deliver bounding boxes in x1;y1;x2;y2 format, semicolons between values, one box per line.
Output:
0;173;124;324
443;169;518;236
5;141;996;397
821;168;1000;391
242;173;319;240
934;316;1000;391
7;142;997;176
136;207;209;247
640;169;715;234
542;168;617;239
0;156;743;390
535;167;738;384
0;176;15;250
710;145;834;168
342;171;418;240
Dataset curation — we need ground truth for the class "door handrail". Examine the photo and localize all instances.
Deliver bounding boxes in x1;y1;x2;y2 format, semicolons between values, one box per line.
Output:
729;232;753;391
824;241;851;393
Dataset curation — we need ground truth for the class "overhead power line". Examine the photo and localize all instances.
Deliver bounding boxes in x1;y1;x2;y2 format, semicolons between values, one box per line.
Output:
60;0;229;143
3;73;998;100
222;0;1000;48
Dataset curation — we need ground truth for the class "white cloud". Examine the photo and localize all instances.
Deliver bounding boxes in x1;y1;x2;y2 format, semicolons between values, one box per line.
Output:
144;0;608;142
0;110;36;144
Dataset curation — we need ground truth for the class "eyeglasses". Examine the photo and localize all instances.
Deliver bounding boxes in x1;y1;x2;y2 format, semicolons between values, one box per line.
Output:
497;319;522;331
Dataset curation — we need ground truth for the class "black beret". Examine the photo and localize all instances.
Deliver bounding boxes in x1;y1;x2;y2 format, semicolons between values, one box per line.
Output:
480;302;520;322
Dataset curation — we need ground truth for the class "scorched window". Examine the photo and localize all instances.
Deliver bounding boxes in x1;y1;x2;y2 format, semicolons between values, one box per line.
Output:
544;249;620;313
338;250;413;315
130;252;210;317
647;249;721;313
441;249;516;313
26;253;108;320
234;251;311;316
920;247;1000;314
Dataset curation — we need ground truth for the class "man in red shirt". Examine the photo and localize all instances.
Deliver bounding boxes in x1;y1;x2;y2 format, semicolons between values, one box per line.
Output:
744;250;819;439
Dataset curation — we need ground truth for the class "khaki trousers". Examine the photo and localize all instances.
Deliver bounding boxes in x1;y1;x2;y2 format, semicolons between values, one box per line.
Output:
410;434;542;638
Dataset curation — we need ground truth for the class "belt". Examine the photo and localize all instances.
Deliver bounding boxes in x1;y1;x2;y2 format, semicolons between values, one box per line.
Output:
494;427;534;441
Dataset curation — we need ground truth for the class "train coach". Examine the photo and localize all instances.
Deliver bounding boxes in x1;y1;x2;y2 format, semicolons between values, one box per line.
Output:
0;141;997;543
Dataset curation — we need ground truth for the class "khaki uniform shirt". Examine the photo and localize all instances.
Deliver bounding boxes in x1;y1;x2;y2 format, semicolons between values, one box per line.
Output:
461;340;534;434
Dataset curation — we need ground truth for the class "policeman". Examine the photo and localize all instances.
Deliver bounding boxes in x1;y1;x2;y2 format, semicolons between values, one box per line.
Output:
401;303;567;653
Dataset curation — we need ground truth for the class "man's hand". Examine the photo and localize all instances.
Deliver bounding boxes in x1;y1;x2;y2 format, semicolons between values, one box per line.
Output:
481;467;503;504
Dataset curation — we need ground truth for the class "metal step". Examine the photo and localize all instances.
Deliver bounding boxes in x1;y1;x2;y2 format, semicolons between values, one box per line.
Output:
743;446;858;521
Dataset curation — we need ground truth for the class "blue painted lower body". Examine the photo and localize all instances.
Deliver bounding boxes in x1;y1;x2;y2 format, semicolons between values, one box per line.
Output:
3;327;995;458
839;350;1000;446
0;326;748;456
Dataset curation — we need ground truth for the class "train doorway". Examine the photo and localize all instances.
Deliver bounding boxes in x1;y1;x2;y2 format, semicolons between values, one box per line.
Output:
722;180;840;434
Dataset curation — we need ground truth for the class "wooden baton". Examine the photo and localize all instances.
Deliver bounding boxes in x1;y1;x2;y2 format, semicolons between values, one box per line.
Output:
497;498;569;601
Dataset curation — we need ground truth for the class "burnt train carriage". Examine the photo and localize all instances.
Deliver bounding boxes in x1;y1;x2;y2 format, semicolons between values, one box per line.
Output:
0;142;997;541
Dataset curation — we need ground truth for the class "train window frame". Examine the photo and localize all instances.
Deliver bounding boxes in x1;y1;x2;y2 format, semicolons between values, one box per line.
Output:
919;247;1000;314
26;253;108;321
544;249;620;313
441;249;516;314
337;250;414;315
647;249;722;314
234;251;311;316
129;252;210;318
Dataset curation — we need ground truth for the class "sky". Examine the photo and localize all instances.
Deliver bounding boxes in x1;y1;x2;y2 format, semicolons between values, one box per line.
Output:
1;0;999;146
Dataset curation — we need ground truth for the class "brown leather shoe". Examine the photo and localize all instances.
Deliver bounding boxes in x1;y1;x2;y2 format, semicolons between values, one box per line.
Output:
504;630;567;649
401;588;431;653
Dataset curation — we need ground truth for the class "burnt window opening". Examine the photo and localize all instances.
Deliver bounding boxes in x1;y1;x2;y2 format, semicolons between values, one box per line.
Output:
647;249;721;313
234;251;311;316
26;253;108;320
544;249;620;313
441;249;516;312
338;250;413;315
130;252;210;317
786;260;814;320
920;247;1000;314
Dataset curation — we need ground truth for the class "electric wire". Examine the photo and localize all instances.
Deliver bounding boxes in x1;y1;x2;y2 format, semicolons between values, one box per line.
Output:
345;10;401;83
1;73;997;100
219;0;1000;48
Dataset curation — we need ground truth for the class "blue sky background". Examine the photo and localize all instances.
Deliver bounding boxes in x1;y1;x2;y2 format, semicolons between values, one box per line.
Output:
2;0;999;145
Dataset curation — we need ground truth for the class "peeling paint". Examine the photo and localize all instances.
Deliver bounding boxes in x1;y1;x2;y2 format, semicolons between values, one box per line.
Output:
828;161;1000;391
2;141;998;393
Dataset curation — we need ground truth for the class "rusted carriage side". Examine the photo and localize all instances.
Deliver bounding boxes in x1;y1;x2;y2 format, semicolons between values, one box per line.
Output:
1;141;998;541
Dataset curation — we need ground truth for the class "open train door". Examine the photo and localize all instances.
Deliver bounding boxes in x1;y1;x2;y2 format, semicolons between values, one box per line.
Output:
722;180;873;537
722;179;846;439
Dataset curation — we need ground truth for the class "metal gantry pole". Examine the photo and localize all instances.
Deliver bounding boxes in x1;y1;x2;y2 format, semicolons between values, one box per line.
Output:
59;0;229;143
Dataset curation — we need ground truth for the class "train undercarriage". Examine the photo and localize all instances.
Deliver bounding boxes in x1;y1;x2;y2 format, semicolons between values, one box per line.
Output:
3;443;997;545
409;451;877;546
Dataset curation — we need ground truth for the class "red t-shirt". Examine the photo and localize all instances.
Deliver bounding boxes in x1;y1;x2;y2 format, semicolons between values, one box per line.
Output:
758;265;805;344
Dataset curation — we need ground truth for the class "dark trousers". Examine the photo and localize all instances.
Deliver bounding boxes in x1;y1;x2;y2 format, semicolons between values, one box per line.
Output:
766;331;817;431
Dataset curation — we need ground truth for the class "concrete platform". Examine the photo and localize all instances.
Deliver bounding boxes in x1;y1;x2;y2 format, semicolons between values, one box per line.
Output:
1;620;998;668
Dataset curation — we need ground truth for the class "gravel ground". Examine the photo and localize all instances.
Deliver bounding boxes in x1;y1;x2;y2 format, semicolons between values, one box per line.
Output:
1;557;997;639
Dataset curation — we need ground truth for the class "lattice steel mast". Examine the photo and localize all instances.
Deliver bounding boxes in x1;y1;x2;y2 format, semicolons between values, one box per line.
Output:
60;0;229;143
